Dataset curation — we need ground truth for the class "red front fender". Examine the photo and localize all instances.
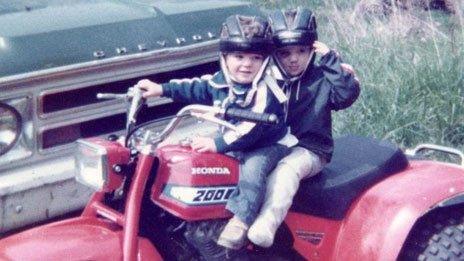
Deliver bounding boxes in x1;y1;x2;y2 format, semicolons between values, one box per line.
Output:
0;217;162;261
333;160;464;260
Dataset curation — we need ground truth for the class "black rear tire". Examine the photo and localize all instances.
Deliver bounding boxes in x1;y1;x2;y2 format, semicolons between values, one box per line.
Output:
398;206;464;260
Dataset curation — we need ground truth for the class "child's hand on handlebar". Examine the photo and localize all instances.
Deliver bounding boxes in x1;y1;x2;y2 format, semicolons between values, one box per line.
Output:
191;137;217;153
136;79;163;98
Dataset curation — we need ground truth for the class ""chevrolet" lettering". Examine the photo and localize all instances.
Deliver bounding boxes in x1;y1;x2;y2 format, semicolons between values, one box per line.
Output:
191;167;231;175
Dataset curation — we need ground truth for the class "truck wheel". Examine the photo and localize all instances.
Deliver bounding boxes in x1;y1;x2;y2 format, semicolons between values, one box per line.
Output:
398;206;464;260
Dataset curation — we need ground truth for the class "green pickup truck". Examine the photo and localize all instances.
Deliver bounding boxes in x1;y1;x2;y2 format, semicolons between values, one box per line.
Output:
0;0;262;233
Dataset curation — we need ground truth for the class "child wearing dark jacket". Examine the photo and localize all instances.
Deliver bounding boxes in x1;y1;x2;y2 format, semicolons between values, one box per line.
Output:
137;15;293;250
248;7;361;247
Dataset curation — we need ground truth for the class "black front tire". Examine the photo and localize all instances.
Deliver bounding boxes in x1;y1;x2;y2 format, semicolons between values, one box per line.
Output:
398;206;464;260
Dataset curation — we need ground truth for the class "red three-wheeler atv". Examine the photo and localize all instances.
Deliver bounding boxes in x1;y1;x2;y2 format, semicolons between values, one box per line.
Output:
0;87;463;260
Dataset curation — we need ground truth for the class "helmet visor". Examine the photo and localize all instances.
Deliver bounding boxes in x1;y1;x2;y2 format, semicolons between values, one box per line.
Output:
272;30;317;48
220;38;272;56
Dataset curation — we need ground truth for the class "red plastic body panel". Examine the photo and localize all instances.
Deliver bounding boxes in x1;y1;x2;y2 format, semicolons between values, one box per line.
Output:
287;160;464;260
151;145;239;220
284;212;343;260
85;137;130;192
0;152;160;261
0;217;162;261
124;153;156;261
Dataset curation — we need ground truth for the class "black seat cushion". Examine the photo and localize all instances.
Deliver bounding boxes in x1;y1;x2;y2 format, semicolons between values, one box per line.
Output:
290;135;409;220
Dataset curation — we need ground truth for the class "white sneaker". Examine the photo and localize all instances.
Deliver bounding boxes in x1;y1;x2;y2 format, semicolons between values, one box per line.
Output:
247;218;275;248
217;216;249;250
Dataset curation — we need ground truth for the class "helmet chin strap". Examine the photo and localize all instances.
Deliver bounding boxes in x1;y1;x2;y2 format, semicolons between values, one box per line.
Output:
220;53;270;85
220;53;234;85
220;53;270;107
272;49;315;121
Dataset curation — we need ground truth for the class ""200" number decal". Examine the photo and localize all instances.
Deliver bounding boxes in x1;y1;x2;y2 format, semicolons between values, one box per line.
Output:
167;186;236;205
193;188;235;204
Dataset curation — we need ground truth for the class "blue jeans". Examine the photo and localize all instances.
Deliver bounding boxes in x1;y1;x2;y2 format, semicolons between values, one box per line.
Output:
226;144;290;225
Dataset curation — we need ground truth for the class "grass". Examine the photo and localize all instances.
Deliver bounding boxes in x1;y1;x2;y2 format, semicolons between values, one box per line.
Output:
253;0;464;153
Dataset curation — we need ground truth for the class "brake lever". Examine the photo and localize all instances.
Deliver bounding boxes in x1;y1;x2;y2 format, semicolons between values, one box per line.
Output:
127;87;145;127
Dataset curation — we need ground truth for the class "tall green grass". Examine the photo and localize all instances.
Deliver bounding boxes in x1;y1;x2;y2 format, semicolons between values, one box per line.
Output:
254;0;464;151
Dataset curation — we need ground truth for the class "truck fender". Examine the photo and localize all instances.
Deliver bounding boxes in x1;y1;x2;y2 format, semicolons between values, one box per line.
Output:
332;161;464;261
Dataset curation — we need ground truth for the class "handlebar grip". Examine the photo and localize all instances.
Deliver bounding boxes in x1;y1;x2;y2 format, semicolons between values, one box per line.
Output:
96;93;126;99
97;93;115;99
225;108;279;124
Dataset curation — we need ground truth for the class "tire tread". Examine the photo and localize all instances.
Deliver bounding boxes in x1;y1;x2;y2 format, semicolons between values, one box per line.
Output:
398;207;464;260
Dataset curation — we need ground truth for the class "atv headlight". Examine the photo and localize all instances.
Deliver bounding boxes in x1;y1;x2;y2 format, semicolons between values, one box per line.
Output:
75;140;108;190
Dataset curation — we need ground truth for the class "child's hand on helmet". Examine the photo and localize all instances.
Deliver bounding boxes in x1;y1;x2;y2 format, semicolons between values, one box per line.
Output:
313;41;330;56
340;63;360;85
340;63;355;74
136;79;163;98
191;137;217;153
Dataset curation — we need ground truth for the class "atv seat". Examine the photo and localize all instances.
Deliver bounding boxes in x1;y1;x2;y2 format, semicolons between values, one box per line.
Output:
291;135;409;219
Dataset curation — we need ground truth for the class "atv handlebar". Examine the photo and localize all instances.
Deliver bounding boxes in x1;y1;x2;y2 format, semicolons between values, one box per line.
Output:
150;104;278;146
96;88;280;150
97;87;145;144
225;108;279;125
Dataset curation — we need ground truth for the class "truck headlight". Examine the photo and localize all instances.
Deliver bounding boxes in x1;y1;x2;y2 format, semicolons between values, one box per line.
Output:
75;139;108;190
0;103;21;156
0;98;33;166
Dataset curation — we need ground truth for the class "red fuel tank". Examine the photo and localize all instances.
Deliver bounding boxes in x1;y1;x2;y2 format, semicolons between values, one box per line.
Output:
151;145;239;220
